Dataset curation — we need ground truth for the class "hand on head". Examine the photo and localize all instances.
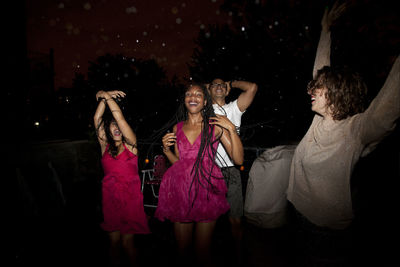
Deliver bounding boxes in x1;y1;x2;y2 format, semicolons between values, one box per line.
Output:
96;90;126;101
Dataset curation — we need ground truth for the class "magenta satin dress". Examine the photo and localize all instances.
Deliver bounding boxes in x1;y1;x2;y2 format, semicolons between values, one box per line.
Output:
101;144;150;234
155;122;230;223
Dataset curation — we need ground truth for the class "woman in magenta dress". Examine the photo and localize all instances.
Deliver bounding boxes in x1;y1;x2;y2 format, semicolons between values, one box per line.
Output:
155;83;244;266
94;90;150;267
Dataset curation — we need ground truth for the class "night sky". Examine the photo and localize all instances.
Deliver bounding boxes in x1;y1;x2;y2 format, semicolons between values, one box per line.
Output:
27;0;232;89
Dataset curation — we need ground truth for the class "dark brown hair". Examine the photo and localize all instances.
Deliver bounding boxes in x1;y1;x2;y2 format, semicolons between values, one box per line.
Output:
308;66;368;120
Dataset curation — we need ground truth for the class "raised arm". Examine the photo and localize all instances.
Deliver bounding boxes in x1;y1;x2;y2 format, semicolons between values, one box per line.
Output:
94;93;108;147
230;80;258;112
312;1;348;78
94;90;137;154
210;115;244;165
359;55;400;147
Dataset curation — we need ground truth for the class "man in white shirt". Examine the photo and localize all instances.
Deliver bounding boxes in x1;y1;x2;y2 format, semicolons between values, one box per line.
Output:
208;78;257;259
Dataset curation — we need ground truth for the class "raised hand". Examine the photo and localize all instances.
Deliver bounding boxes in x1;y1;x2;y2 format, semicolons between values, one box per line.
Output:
107;90;126;99
322;1;348;32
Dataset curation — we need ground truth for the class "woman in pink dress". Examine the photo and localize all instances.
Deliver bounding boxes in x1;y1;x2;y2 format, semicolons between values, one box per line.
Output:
94;90;150;267
155;83;244;266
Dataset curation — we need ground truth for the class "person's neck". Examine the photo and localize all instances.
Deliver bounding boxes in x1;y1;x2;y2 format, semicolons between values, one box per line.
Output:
213;98;226;107
322;113;335;123
187;113;203;125
115;141;123;148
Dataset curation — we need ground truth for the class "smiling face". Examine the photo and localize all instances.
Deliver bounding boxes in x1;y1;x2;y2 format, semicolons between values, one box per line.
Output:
184;85;207;114
209;78;229;102
308;86;331;118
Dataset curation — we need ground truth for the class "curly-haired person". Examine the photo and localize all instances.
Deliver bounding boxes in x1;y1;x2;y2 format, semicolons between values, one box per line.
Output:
286;2;400;266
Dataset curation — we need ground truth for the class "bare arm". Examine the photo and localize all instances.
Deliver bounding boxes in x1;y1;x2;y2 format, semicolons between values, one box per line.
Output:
93;95;107;149
231;80;258;112
162;124;179;164
312;1;347;78
210;115;244;165
94;90;138;155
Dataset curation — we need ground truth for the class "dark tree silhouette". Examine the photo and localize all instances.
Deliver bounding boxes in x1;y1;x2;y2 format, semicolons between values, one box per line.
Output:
188;0;399;148
86;54;180;139
188;1;321;147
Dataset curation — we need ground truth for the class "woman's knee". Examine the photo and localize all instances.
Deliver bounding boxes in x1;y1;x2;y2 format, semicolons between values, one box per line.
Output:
121;233;135;249
109;231;122;246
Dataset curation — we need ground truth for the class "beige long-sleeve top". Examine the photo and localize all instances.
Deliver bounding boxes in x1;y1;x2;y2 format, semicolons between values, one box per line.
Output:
287;30;400;229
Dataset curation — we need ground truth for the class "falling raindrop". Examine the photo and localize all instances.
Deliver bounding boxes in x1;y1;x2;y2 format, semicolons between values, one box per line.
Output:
176;18;182;24
171;7;178;14
65;23;73;31
126;6;137;14
241;26;245;31
83;2;91;10
49;19;56;27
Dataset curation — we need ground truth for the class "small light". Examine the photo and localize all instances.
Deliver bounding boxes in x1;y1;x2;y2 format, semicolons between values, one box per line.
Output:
145;158;150;164
240;165;245;171
34;121;40;126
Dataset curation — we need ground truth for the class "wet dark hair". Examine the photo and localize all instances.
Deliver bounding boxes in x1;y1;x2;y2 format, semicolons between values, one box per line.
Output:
147;82;224;208
308;66;368;120
96;99;134;158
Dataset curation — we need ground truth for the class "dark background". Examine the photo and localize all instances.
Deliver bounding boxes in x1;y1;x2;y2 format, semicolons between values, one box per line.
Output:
9;0;400;266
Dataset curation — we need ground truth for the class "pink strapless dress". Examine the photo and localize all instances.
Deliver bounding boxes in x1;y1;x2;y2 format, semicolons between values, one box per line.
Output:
155;122;229;222
101;144;150;234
